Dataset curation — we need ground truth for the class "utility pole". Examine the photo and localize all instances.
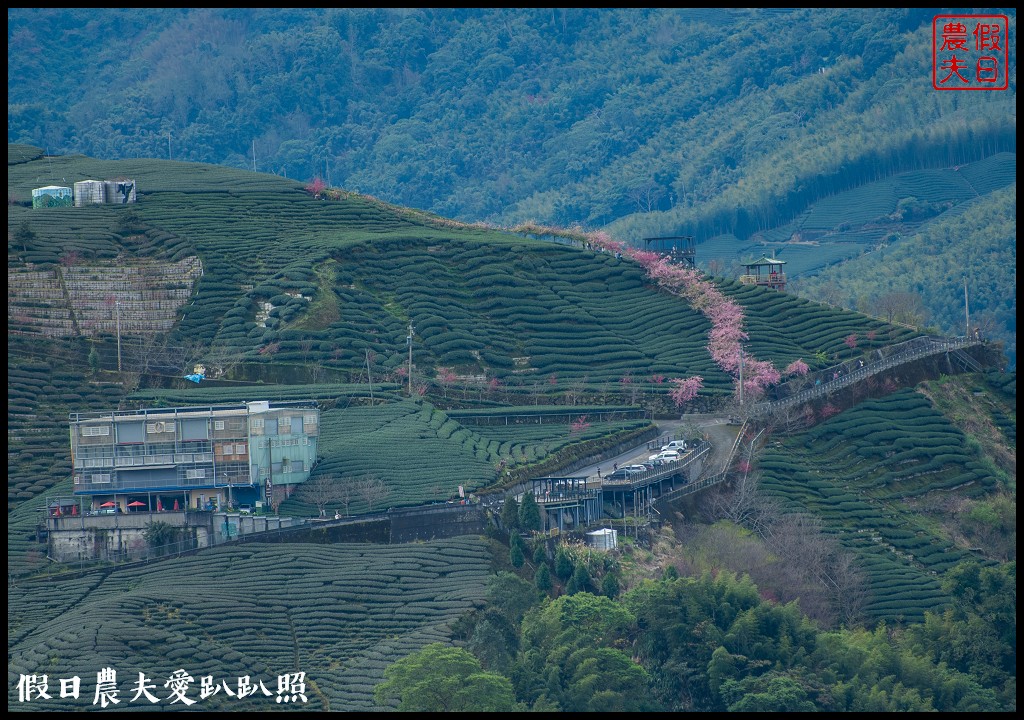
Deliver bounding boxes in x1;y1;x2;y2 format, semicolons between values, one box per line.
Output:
167;133;171;161
116;300;122;372
738;345;744;406
365;348;374;403
252;140;257;173
964;277;970;338
407;323;414;397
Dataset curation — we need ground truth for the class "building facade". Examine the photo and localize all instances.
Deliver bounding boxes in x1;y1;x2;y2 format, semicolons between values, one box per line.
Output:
69;401;319;513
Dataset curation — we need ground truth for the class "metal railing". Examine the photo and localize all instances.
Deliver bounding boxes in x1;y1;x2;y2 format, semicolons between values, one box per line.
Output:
751;336;982;417
601;440;711;490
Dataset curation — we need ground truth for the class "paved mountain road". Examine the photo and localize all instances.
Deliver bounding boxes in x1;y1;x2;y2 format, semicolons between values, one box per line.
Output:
564;413;741;481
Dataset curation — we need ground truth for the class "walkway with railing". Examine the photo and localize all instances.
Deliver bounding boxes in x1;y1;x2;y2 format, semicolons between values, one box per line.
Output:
751;336;984;417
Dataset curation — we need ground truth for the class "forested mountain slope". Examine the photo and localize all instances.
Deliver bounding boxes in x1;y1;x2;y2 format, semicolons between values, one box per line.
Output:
8;8;1014;235
10;8;1015;364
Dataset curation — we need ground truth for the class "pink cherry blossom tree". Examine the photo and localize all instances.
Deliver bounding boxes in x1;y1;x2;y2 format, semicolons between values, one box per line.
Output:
570;415;592;434
668;376;703;408
305;177;327;196
784;359;809;376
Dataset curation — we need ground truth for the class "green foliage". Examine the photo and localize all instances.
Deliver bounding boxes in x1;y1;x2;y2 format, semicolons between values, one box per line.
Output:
532;544;547;566
535;563;553;596
758;389;1003;623
510;541;525;568
518;491;541;533
566;564;592;595
142;521;179;555
501;496;520;533
797;184;1017;367
720;672;819;712
554;547;574;581
486;572;540;626
601;572;620;599
373;643;516;711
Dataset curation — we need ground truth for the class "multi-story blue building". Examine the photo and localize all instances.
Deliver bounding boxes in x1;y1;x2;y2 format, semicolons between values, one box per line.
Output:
69;401;319;513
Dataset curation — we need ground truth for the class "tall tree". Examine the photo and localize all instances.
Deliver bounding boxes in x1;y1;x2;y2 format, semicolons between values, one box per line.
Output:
373;643;517;711
519;491;541;533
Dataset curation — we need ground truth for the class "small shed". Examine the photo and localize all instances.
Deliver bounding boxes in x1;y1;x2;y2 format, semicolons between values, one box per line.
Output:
32;185;72;208
586;527;618;551
74;180;106;206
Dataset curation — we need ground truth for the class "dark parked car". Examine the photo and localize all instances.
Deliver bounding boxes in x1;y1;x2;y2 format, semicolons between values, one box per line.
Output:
605;467;645;481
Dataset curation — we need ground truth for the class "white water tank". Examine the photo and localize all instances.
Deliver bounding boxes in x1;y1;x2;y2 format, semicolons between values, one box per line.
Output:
586;527;618;550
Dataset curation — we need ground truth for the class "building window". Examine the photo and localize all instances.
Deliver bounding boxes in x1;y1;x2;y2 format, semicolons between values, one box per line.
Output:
236;443;246;455
146;421;174;434
91;473;111;483
81;425;111;437
251;418;264;429
186;469;206;480
222;444;233;455
303;414;317;426
279;416;292;431
214;420;225;430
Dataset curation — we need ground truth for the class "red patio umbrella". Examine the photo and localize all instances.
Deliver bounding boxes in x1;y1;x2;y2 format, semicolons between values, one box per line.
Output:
128;501;146;511
100;501;116;508
71;505;78;516
156;499;163;512
173;499;180;511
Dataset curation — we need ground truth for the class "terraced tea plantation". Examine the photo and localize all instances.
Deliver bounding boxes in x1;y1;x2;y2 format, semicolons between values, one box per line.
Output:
10;144;926;410
7;538;492;711
8;337;125;507
718;278;919;366
758;389;1000;623
285;399;652;515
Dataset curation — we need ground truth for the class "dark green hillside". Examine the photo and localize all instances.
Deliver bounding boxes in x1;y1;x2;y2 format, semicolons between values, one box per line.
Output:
793;183;1017;367
7;539;491;711
758;388;1006;624
697;153;1016;280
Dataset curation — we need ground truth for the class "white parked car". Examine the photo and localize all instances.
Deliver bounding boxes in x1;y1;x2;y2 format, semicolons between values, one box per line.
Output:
649;450;681;464
661;440;687;452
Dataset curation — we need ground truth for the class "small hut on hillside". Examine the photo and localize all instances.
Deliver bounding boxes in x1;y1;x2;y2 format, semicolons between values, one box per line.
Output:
739;254;787;291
